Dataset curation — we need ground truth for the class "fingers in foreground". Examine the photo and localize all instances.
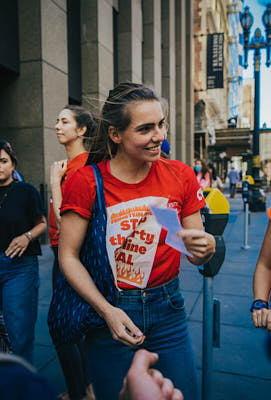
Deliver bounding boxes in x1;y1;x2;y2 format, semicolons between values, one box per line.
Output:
172;388;184;400
132;349;159;370
149;368;164;388
161;378;174;399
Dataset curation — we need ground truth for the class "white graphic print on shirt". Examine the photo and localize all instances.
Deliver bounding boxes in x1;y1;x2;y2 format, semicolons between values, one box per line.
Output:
106;196;168;288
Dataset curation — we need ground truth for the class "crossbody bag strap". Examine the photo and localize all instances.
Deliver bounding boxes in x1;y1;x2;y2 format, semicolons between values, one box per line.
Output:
91;164;107;218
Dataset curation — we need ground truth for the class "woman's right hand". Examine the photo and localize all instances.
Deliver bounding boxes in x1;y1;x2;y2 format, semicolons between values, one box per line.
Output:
50;159;67;185
103;306;145;347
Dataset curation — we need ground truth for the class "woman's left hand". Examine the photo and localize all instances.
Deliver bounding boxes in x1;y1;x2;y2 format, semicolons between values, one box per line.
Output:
5;234;30;258
177;229;216;264
252;308;271;330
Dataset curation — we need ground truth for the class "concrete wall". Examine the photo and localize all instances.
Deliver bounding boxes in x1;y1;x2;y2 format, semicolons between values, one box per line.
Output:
118;0;142;83
0;0;68;191
175;0;187;163
185;0;194;165
161;0;176;159
81;0;114;108
0;0;196;194
0;0;44;188
142;0;162;96
41;0;68;186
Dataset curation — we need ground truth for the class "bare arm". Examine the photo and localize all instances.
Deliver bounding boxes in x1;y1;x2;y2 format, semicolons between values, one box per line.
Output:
5;215;47;258
252;220;271;330
178;210;216;266
50;160;67;229
59;211;145;347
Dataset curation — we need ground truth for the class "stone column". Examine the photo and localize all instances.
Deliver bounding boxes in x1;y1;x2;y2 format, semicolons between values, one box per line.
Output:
185;0;194;165
175;0;186;162
41;0;68;184
118;0;142;83
161;0;176;159
142;0;161;96
81;0;114;106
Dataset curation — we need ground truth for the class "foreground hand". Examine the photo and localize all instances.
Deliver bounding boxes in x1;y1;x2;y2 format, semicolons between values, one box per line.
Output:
177;229;215;261
119;350;184;400
103;306;145;347
50;159;67;185
5;235;30;258
252;309;271;330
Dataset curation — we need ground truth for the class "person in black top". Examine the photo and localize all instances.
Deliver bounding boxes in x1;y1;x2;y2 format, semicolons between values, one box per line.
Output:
0;140;47;363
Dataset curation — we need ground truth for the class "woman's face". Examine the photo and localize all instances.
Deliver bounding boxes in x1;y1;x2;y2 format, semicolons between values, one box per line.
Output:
55;109;79;145
112;100;166;164
194;160;202;173
0;149;14;186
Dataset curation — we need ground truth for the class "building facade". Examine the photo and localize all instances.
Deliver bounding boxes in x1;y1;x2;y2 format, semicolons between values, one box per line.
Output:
0;0;195;208
193;0;244;163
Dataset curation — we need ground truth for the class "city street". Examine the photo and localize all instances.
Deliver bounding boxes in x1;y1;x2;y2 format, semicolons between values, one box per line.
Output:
34;193;271;400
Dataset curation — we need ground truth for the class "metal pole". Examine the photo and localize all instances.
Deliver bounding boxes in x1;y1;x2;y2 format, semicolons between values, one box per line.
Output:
253;49;261;179
241;202;250;249
202;276;214;400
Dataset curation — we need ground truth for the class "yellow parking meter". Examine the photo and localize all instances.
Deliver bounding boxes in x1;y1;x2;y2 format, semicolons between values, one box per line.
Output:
200;188;230;277
243;175;254;185
200;189;230;400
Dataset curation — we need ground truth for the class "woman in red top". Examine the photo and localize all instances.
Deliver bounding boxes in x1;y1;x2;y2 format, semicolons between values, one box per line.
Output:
49;105;97;400
59;84;215;400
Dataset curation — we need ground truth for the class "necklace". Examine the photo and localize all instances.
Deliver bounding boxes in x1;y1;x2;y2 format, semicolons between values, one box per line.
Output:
0;182;13;208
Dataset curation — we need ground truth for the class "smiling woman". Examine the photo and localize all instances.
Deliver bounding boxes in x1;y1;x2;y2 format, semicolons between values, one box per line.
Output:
57;83;215;400
0;140;46;363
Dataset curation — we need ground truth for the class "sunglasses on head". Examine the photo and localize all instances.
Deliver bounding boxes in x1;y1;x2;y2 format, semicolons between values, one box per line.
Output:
0;141;12;151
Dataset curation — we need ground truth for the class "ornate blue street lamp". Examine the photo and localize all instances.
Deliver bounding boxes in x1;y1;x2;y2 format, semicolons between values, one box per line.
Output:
240;4;271;180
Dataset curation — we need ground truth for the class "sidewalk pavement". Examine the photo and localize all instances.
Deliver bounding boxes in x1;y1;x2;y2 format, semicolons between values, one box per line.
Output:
34;193;271;399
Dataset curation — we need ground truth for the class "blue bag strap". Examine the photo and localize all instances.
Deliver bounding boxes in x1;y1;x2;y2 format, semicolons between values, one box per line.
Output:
91;164;107;218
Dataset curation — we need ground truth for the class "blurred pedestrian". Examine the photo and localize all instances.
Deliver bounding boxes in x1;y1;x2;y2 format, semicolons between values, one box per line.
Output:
49;105;97;400
58;82;215;399
228;165;239;198
0;140;46;363
160;138;170;159
0;352;58;400
262;159;271;191
208;162;224;192
194;158;211;189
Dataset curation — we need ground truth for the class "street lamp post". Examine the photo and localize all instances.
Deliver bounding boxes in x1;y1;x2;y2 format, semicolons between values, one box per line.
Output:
240;4;271;180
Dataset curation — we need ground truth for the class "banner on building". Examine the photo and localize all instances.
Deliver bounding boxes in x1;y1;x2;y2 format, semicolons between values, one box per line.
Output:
206;33;224;89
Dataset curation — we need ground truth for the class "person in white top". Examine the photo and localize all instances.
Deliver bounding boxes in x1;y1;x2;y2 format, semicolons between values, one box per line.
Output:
208;162;224;192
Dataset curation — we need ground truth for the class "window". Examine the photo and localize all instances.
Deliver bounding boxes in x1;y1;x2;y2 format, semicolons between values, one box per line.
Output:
67;0;82;105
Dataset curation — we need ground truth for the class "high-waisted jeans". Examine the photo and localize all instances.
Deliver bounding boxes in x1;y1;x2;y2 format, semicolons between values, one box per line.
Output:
0;253;39;363
85;277;199;400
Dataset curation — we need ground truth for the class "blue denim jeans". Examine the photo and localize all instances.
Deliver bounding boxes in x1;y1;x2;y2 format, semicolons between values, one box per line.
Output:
85;278;199;400
0;253;39;363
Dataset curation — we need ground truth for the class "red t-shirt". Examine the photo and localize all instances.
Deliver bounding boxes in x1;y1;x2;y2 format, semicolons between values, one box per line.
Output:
49;152;89;246
61;159;205;289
